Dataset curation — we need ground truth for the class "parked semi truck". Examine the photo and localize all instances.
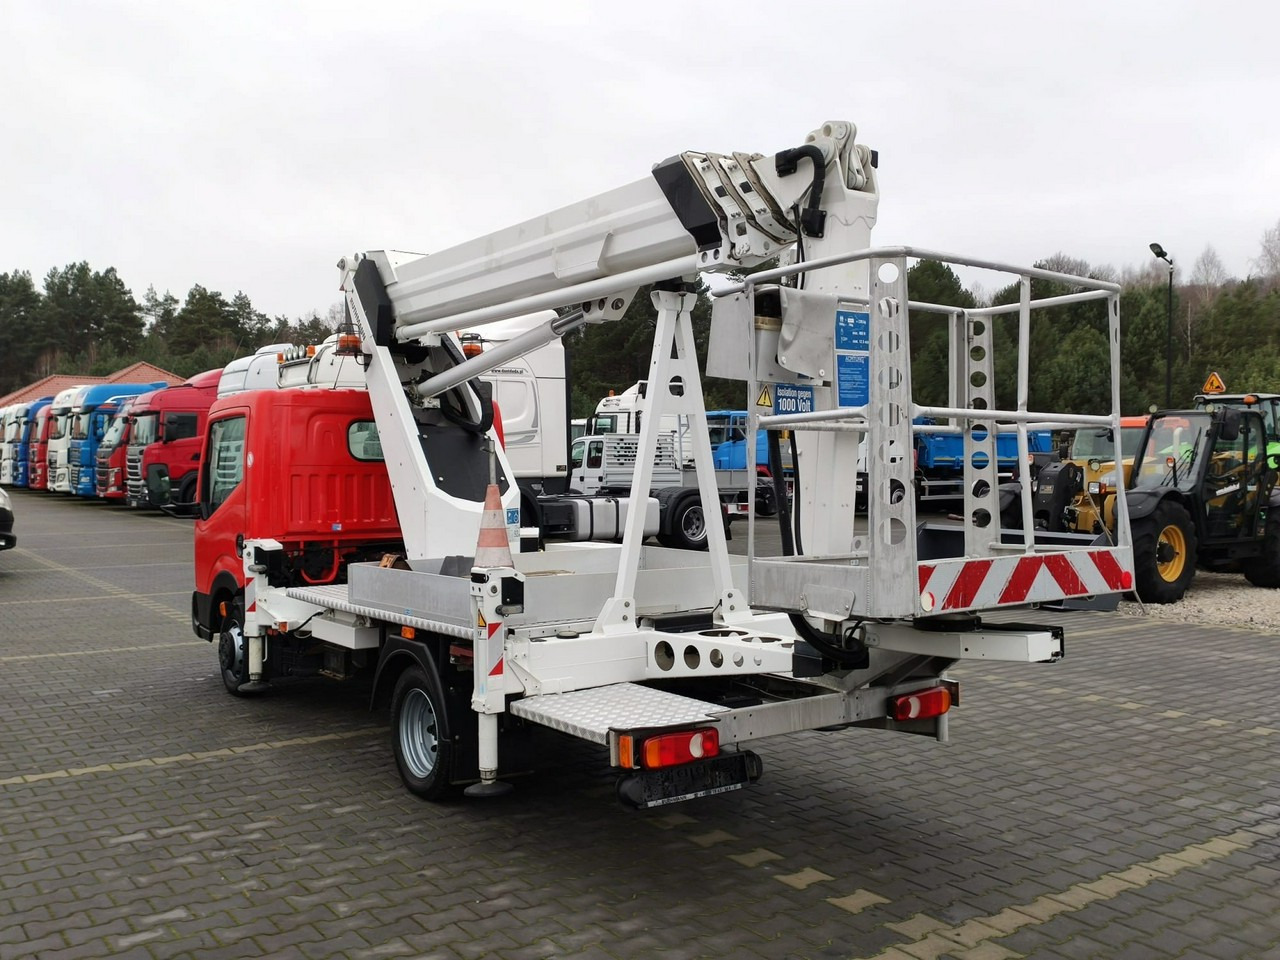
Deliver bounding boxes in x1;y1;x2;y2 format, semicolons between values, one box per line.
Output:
0;403;30;485
126;369;222;508
67;382;168;497
584;387;780;535
45;386;90;493
191;119;1133;808
95;396;142;501
9;398;52;488
26;403;56;490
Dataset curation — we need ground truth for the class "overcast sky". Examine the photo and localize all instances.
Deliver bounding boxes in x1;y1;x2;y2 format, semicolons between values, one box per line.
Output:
2;1;1277;320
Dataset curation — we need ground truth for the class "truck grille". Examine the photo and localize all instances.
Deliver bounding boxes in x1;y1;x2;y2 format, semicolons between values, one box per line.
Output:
69;464;81;489
96;451;111;494
126;453;143;501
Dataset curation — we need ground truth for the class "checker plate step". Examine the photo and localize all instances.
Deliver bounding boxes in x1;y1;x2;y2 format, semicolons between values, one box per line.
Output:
510;683;723;743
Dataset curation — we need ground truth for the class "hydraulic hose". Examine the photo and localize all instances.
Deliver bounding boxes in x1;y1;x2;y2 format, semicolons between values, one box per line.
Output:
767;428;794;556
774;144;828;238
769;426;865;667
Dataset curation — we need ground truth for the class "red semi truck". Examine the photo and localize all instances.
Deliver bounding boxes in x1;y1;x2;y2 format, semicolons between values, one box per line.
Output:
26;405;55;491
126;369;222;508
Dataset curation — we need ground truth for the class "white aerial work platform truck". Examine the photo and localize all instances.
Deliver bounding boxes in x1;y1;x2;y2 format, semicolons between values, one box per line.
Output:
194;119;1135;807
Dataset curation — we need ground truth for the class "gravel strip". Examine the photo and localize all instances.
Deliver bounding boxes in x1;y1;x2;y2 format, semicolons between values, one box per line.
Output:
1117;571;1280;633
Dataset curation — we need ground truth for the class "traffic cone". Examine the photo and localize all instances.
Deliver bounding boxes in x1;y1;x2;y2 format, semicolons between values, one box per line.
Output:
474;483;514;568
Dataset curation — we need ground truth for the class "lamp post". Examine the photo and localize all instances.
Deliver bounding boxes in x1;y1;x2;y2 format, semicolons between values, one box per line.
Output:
1150;242;1174;407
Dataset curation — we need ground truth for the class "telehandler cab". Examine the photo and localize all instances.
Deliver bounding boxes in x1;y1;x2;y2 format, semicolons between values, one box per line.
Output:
1026;407;1280;603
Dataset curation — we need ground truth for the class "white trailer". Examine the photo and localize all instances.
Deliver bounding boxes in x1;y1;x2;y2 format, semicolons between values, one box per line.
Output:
200;119;1134;807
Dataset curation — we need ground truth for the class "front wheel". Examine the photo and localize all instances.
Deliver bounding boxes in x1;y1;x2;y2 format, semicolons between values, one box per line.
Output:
217;596;252;695
390;664;455;800
1131;500;1197;603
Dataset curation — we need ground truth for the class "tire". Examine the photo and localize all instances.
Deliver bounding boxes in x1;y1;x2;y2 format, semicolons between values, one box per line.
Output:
217;596;252;695
659;495;708;551
177;473;198;506
1244;514;1280;587
755;482;778;518
390;664;455;800
1131;500;1197;603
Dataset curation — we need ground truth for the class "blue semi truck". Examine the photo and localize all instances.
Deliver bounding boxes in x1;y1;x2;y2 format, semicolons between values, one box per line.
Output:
67;382;168;497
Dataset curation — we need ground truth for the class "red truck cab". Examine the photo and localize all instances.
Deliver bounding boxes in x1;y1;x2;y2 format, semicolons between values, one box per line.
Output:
26;406;54;490
191;388;401;658
96;396;142;500
126;369;222;508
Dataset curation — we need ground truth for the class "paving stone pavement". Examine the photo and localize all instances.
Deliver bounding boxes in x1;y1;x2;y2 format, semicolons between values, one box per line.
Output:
2;489;1279;959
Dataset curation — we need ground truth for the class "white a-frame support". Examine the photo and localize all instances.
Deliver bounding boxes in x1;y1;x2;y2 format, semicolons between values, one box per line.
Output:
593;287;748;633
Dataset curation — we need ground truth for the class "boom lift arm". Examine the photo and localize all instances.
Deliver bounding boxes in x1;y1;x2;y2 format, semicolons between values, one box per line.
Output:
338;121;880;563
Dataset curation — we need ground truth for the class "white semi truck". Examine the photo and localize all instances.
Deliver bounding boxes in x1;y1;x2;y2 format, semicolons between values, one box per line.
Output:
191;119;1133;808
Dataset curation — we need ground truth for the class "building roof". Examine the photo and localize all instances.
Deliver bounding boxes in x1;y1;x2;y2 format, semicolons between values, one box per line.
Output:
0;362;185;407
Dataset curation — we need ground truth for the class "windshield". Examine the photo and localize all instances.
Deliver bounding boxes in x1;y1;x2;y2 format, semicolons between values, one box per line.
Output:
71;412;92;440
101;415;129;448
588;414;618;434
131;414;158;446
49;413;70;440
1070;425;1145;461
1131;413;1212;493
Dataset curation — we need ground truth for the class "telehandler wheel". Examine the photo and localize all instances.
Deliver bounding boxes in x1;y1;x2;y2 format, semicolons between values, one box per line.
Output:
1131;500;1197;604
659;496;708;551
390;664;456;800
217;597;252;696
1244;514;1280;587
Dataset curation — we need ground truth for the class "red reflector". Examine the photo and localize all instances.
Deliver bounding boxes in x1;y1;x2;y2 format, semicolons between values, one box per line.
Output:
889;685;952;722
641;728;720;769
1120;570;1133;590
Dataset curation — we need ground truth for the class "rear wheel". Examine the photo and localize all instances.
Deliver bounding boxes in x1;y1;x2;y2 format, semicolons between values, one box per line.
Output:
390;664;455;800
659;496;708;550
1131;500;1197;603
1244;514;1280;587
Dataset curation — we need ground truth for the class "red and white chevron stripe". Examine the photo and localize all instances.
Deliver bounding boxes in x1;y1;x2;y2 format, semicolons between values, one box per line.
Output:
917;549;1132;614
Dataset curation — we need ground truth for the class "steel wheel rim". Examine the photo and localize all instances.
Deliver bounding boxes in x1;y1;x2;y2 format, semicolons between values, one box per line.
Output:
400;688;439;778
219;621;243;676
1156;523;1186;581
682;506;706;540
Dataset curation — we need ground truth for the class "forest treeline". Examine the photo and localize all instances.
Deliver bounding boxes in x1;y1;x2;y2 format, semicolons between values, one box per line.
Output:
0;264;336;395
3;223;1280;418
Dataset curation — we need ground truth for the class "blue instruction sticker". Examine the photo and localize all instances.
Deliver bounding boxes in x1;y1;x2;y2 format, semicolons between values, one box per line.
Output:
836;353;869;407
835;310;870;351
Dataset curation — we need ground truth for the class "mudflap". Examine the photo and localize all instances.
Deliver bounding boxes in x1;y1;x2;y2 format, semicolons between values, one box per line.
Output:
616;751;762;809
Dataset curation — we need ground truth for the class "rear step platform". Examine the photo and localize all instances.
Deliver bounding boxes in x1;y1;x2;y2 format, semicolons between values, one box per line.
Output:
509;682;723;743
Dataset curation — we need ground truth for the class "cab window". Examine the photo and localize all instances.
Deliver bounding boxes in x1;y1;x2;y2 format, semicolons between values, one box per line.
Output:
587;440;604;469
165;412;199;441
348;421;384;461
570;439;585;470
205;416;246;512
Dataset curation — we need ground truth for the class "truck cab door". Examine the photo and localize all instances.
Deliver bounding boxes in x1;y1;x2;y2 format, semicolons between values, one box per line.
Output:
194;412;249;598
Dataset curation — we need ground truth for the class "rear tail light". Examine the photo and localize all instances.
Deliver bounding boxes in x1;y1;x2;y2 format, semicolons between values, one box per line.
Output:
889;685;952;722
618;727;720;769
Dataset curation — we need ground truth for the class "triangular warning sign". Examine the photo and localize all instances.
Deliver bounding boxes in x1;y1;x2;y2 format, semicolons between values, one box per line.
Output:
1202;371;1226;394
477;611;486;627
756;385;772;408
